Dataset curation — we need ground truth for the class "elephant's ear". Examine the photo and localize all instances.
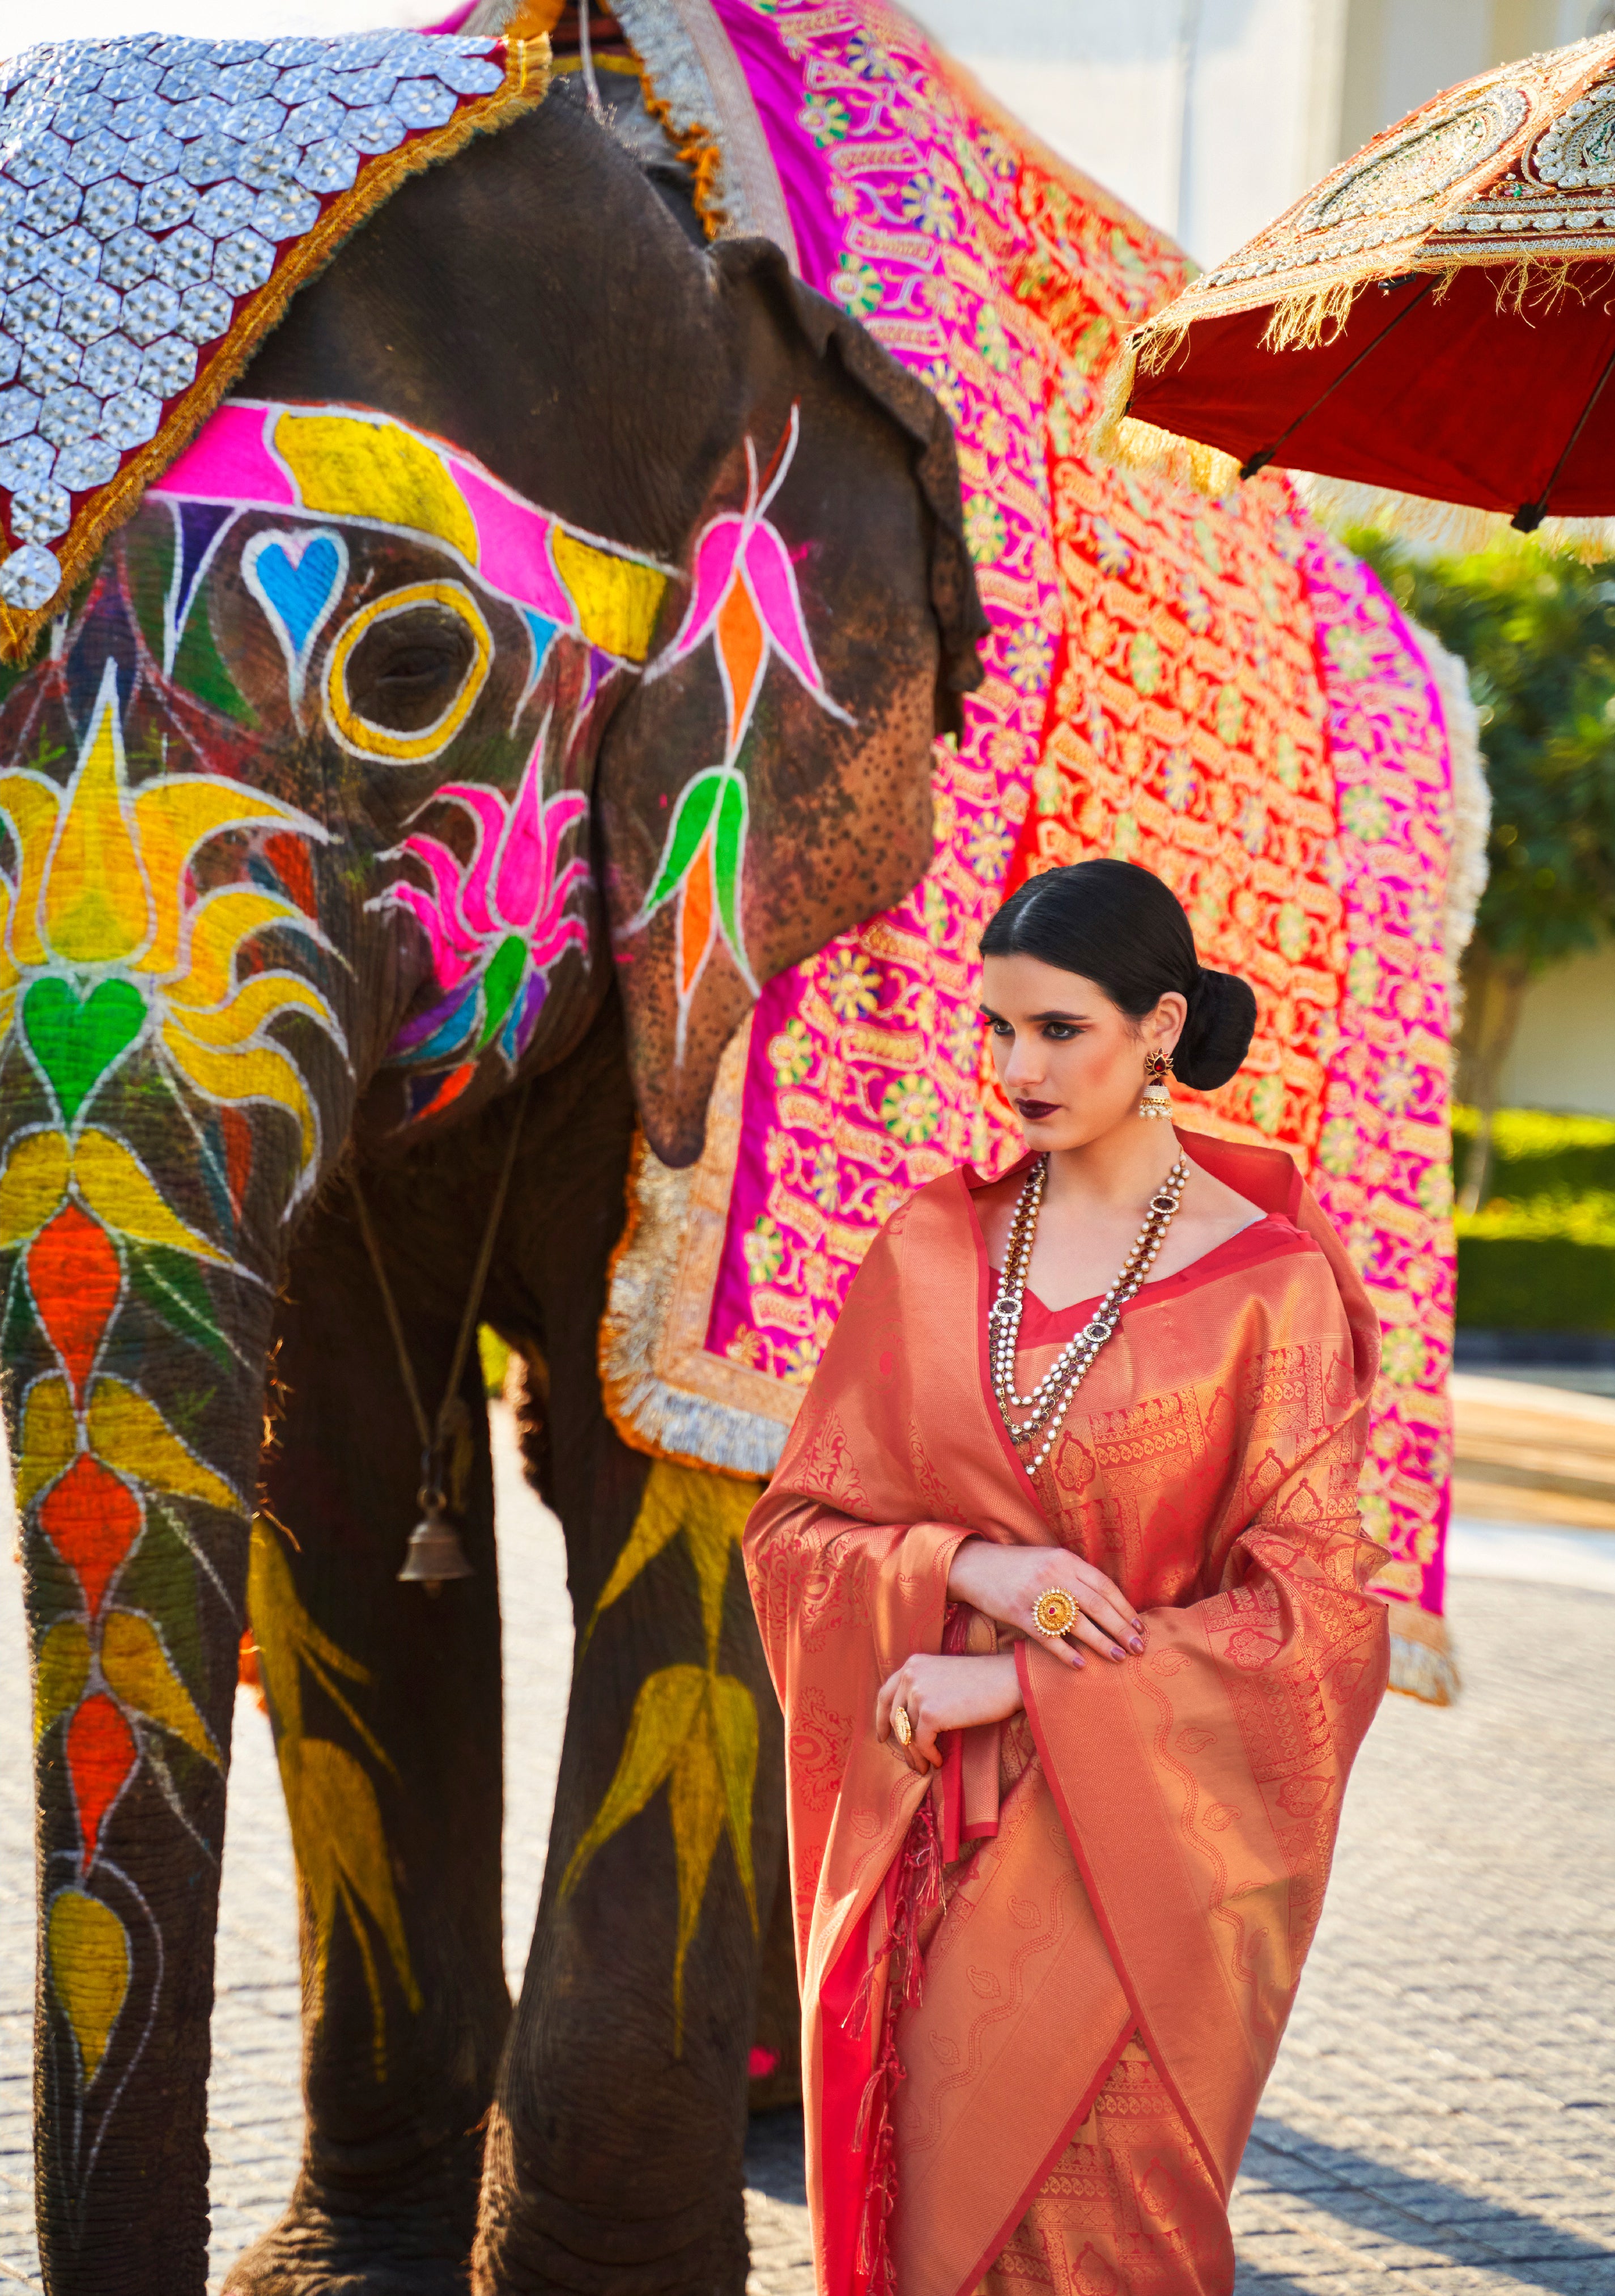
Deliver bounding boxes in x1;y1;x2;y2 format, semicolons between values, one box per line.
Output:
597;239;988;1168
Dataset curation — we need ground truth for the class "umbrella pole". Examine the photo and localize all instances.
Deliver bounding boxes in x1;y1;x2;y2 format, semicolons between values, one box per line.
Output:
1511;338;1615;532
1236;278;1437;481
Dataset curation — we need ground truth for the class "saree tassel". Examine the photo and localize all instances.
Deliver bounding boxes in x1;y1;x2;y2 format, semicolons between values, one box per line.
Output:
853;2019;904;2293
851;1795;945;2294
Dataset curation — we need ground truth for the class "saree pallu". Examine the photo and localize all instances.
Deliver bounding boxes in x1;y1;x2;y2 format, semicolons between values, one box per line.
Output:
741;1130;1389;2296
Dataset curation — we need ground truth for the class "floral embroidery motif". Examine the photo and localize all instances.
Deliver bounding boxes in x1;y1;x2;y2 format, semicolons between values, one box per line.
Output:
686;3;1455;1649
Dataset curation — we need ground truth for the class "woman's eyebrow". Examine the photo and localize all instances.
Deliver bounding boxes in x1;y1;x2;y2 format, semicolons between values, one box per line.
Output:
1029;1008;1088;1024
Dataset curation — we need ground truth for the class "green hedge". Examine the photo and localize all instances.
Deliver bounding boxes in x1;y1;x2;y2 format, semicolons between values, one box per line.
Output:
1451;1104;1615;1195
1451;1106;1615;1331
1456;1234;1615;1332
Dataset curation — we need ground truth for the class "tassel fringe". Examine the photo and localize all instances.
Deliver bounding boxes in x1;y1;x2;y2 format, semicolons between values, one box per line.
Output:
1093;250;1615;541
1388;1622;1461;1707
1296;472;1615;562
852;1798;944;2294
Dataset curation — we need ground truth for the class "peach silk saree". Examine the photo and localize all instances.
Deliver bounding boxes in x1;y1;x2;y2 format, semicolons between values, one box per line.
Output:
742;1130;1388;2296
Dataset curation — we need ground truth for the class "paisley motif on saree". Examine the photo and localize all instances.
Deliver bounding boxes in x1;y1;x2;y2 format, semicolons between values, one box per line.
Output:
742;1128;1389;2296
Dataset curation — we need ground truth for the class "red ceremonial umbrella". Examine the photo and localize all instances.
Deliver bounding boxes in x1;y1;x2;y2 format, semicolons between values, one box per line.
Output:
1098;33;1615;547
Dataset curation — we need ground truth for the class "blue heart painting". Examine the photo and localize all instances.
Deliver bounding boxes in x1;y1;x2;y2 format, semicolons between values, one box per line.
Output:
243;528;349;704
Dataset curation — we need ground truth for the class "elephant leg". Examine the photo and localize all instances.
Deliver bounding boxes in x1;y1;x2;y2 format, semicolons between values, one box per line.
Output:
224;1186;509;2296
12;1259;273;2294
747;1835;804;2113
468;1009;787;2295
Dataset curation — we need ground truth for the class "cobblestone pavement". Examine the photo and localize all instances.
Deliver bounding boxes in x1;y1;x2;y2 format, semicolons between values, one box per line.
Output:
1;1415;1610;2294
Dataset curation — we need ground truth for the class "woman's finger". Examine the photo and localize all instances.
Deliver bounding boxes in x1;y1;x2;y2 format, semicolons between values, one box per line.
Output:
1067;1564;1144;1648
908;1699;942;1769
874;1674;898;1743
1024;1626;1083;1670
1065;1607;1133;1663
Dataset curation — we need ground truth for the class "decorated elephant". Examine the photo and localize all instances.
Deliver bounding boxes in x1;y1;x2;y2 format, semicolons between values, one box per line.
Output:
0;23;983;2294
2;1;1477;2291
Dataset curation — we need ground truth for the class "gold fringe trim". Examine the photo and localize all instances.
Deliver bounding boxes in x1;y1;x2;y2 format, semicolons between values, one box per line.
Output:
1297;470;1615;561
0;34;552;666
1386;1605;1461;1707
638;74;727;239
1093;244;1615;511
598;1135;792;1478
598;1022;799;1480
1089;339;1243;499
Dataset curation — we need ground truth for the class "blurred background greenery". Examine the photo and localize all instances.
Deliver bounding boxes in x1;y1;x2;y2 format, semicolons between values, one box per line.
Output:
1450;1107;1615;1335
1350;533;1615;1347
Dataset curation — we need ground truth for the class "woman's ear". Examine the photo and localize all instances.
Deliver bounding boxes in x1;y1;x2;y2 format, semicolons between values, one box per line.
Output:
1154;992;1189;1054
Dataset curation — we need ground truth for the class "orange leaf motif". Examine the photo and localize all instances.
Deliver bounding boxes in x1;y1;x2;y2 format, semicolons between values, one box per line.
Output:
28;1203;121;1402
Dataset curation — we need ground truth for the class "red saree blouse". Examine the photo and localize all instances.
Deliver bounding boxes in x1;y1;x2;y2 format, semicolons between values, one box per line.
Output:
742;1131;1388;2296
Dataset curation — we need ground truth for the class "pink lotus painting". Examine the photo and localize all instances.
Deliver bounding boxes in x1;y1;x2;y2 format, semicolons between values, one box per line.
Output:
376;728;589;1117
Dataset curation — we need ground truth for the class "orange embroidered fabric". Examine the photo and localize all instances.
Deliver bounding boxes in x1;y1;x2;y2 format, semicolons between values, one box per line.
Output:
742;1129;1389;2296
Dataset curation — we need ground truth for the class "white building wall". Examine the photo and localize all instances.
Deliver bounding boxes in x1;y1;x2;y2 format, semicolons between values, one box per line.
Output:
1497;943;1615;1118
911;0;1604;265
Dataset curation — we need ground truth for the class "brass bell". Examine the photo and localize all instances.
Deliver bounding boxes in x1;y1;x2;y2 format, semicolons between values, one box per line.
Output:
397;1487;474;1592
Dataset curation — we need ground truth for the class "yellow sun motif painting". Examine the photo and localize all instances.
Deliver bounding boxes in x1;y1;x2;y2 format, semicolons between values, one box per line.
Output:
0;655;345;1177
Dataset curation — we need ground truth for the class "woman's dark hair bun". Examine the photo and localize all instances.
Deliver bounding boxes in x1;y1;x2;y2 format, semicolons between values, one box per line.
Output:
1175;968;1257;1092
979;858;1257;1088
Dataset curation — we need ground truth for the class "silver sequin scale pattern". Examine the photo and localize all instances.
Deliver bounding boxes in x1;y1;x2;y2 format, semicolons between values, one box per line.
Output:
0;29;505;613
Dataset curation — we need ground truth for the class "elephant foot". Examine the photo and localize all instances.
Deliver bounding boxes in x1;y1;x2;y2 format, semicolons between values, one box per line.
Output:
471;2128;750;2296
226;2210;466;2296
225;2146;482;2296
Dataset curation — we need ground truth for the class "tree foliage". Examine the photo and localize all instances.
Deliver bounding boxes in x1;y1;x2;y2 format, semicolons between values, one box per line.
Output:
1349;529;1615;966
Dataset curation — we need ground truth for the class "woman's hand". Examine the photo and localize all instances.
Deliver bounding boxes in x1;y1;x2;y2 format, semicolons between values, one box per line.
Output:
875;1651;1024;1774
946;1540;1143;1671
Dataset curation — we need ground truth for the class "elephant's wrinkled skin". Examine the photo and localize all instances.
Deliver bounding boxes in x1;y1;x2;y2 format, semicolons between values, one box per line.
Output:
0;82;981;2295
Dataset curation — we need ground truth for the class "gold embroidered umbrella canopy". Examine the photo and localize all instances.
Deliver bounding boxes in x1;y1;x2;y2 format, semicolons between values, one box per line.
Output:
1099;32;1615;549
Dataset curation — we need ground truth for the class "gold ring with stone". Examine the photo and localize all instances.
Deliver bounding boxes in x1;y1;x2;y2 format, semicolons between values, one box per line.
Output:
892;1703;913;1747
1032;1586;1080;1639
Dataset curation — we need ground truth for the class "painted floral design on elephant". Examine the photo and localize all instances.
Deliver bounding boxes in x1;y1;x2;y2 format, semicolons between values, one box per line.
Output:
631;408;851;1059
0;646;342;2160
562;1461;763;2044
152;398;677;1122
247;1521;420;2078
372;729;590;1123
0;656;344;1178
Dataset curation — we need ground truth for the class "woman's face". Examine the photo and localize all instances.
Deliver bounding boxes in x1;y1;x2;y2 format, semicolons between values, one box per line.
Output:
980;953;1187;1152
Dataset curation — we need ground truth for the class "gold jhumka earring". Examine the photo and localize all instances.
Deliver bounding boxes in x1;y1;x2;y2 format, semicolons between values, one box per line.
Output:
1139;1049;1174;1118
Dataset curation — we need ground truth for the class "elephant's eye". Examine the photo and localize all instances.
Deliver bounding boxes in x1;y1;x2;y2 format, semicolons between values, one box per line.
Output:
324;580;492;763
349;614;478;729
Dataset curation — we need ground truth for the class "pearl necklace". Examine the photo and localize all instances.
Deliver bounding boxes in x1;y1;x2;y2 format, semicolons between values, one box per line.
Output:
989;1154;1189;1472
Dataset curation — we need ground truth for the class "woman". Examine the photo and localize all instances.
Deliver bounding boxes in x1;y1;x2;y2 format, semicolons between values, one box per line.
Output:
742;859;1387;2296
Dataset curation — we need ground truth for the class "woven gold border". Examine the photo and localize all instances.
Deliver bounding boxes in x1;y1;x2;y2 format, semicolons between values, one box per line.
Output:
600;1017;804;1478
0;35;552;665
